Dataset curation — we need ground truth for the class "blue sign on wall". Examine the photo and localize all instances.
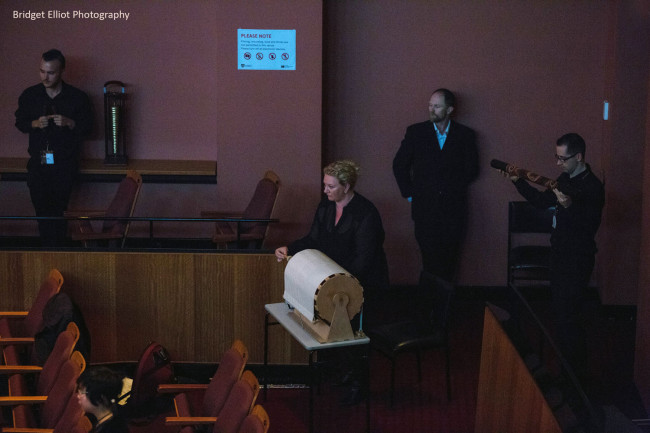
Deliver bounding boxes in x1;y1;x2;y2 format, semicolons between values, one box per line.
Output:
238;29;296;70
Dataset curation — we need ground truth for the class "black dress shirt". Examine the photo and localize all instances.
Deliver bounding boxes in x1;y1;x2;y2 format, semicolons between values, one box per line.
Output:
515;165;604;255
15;81;92;166
288;193;389;290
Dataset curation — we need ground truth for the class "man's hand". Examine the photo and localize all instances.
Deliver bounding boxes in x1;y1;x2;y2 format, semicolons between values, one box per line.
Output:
553;188;572;208
499;169;519;182
49;114;75;129
32;115;75;129
32;116;50;129
275;246;289;262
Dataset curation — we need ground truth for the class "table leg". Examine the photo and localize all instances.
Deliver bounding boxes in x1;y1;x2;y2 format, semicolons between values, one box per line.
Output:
309;350;315;433
264;312;270;400
365;344;371;432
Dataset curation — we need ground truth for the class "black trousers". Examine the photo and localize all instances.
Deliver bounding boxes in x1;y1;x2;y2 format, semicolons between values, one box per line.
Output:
27;162;75;247
414;219;464;281
549;250;595;382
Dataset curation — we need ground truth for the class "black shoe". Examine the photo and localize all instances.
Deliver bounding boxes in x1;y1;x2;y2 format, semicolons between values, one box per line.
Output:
340;381;364;406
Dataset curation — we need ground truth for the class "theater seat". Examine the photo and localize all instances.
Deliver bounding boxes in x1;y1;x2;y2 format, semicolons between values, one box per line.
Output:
202;170;280;249
159;340;248;424
0;351;86;430
165;370;260;433
0;322;80;405
66;170;142;248
0;269;64;364
238;405;270;433
213;371;260;433
118;341;175;422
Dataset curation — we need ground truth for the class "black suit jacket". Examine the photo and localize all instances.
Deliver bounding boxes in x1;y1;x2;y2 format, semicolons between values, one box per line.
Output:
393;120;479;227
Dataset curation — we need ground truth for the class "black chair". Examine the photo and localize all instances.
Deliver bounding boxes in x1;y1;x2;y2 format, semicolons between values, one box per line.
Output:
507;201;555;287
367;271;454;406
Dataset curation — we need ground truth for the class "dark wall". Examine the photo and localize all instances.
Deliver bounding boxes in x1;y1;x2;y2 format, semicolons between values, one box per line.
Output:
598;0;650;305
625;0;650;414
323;0;648;296
637;71;650;412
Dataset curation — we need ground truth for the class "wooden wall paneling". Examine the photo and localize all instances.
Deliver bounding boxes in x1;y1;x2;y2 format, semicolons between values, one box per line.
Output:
252;257;310;365
114;253;197;362
475;306;561;433
0;251;305;365
62;252;118;363
234;254;280;363
0;253;25;310
193;253;237;362
264;312;308;365
20;253;65;312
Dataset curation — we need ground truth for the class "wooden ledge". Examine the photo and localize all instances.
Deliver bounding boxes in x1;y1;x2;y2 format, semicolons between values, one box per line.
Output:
0;157;217;184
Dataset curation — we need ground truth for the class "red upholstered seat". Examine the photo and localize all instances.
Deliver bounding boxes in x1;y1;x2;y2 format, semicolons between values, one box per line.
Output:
118;341;175;421
67;415;93;433
66;170;142;248
161;340;249;427
1;321;80;415
50;390;86;433
201;343;249;417
0;269;64;365
38;322;80;395
237;405;270;433
1;351;86;430
4;382;90;433
202;170;280;249
164;370;260;433
102;170;141;235
212;370;260;433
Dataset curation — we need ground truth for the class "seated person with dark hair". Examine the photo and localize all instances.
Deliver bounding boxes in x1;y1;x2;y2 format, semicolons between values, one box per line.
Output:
77;366;130;433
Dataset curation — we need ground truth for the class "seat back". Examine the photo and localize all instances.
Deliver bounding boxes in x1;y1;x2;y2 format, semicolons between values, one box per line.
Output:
238;405;270;433
4;326;78;427
508;201;554;235
33;293;91;365
123;341;175;410
202;340;249;417
36;322;80;395
39;350;86;429
212;370;260;433
507;201;554;285
101;170;143;245
239;170;280;237
51;391;85;433
1;270;63;367
58;414;92;433
21;269;65;339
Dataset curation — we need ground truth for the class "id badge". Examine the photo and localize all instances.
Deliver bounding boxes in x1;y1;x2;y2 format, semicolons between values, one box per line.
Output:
41;150;54;165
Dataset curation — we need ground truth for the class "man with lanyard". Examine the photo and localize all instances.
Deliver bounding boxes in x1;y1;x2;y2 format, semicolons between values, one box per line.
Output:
15;49;93;246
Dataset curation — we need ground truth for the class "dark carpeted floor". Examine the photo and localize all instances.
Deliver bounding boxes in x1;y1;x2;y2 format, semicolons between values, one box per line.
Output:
125;285;647;433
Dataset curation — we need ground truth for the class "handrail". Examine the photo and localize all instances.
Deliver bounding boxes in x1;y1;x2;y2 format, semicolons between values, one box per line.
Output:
0;216;279;245
0;216;278;223
507;282;603;431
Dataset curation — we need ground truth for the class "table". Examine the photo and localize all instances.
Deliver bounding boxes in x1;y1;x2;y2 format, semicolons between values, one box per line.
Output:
263;302;370;433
